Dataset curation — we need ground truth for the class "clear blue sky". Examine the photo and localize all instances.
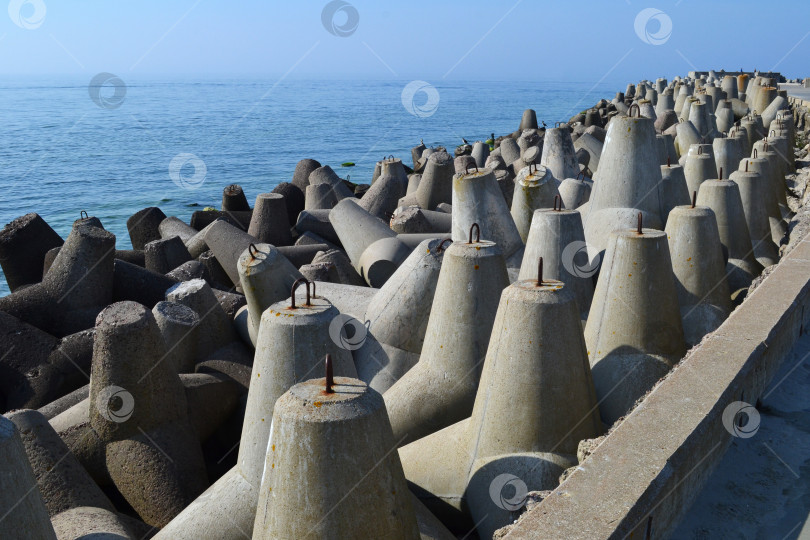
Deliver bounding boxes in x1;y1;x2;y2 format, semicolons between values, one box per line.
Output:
1;0;808;82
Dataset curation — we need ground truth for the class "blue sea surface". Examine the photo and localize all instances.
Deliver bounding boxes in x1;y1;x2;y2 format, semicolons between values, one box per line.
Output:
0;77;614;297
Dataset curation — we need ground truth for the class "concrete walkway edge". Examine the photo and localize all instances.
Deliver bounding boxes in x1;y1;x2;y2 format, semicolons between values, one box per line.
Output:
505;231;810;539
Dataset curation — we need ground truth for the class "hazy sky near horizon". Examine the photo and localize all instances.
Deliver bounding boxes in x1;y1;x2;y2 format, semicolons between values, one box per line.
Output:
1;0;808;83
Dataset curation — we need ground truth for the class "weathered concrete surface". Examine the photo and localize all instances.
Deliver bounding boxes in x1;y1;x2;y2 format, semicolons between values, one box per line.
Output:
503;227;810;539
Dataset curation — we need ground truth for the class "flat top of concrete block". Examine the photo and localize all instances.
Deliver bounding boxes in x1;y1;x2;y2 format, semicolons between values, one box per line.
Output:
153;301;199;326
96;301;149;329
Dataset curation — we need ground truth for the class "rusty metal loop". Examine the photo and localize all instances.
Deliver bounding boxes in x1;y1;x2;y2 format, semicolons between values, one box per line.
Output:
468;223;481;244
629;104;641;118
248;243;260;258
80;210;88;220
698;146;704;155
434;238;453;253
753;148;758;158
764;140;769;151
667;156;671;168
554;194;561;211
576;171;586;180
289;278;311;309
465;163;479;175
324;354;334;394
719;167;724;180
637;212;643;235
691;190;697;208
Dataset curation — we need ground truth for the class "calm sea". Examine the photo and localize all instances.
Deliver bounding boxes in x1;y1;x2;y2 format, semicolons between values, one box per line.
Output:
0;77;614;297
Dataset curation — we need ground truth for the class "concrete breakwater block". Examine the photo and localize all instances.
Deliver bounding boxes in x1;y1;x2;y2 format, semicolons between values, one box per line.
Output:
0;212;64;292
248;192;293;246
155;283;356;539
354;238;448;393
696;179;764;292
510;164;560;243
400;278;601;537
0;414;57;539
518;207;594;321
585;225;686;425
7;409;139;538
126;206;166;250
384;228;509;446
252;374;422;539
584;108;665;255
452;168;524;266
665;204;732;347
0;221;115;337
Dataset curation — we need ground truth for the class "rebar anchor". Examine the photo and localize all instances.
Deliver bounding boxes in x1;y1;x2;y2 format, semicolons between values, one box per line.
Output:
288;278;316;309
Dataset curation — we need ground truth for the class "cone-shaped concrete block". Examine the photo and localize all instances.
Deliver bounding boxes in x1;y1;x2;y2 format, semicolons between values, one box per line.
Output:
166;279;237;357
573;132;603;173
740;157;787;244
0;213;64;292
159;216;198;244
729;168;779;267
0;222;115;337
510;165;560;243
384;237;509;446
237;243;303;337
89;301;208;527
683;144;718;197
452;168;523;262
519;109;538;131
558;177;592;210
291;158;321;192
499;138;521;168
713;136;744;181
400;280;599;534
309;165;354;201
152;301;200;373
0;415;57;539
750;143;790;218
145;235;192;274
585;228;686;425
519;209;595;320
358;236;411;287
222;184;251;212
660;163;691;224
204;220;263;288
127;207;166;250
584;113;665;253
359;173;406;220
252;377;420;539
329;198;396;271
354;238;447;392
270;182;305;227
411;151;454;210
665;205;732;347
471;141;490;168
390;207;452;234
696;180;764;292
311;249;365;287
674;121;701;157
248;193;293;246
540;127;579;180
